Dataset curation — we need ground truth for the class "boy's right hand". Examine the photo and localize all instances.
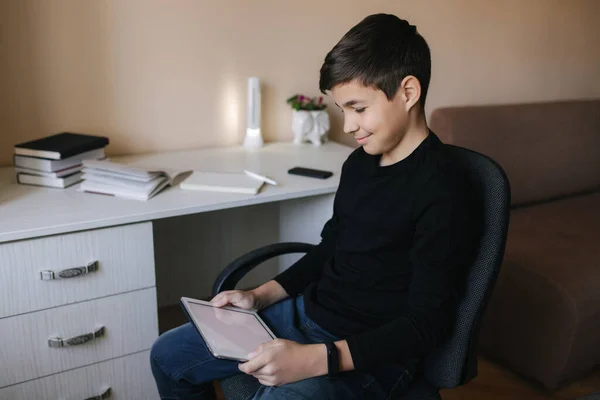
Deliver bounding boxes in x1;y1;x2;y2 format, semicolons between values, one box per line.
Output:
210;290;260;311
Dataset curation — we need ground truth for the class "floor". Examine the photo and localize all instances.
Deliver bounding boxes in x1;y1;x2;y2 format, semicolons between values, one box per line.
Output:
159;305;600;399
439;361;600;400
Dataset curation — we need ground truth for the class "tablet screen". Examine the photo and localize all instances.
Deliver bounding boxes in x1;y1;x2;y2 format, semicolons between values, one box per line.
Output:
186;300;275;361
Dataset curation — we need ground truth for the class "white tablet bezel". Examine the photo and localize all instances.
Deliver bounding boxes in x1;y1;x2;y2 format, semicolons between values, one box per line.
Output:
180;296;277;362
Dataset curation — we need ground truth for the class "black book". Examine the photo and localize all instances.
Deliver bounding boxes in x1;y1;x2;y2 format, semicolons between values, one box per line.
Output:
14;132;109;160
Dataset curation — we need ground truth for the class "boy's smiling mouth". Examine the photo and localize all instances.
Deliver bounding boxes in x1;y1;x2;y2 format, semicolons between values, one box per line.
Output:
355;133;372;144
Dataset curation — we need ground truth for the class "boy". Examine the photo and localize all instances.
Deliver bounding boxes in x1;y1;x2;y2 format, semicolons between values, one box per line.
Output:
150;13;478;399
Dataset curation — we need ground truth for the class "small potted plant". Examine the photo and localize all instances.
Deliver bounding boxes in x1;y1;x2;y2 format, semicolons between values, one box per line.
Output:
286;94;330;146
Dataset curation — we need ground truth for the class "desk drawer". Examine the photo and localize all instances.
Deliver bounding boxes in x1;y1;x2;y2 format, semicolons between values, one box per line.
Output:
0;350;158;400
0;288;158;388
0;222;155;318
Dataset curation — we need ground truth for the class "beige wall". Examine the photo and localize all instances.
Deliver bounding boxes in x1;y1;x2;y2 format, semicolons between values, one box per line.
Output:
1;0;599;166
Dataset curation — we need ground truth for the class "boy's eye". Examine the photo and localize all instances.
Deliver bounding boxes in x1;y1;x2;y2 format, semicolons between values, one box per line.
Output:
355;108;366;114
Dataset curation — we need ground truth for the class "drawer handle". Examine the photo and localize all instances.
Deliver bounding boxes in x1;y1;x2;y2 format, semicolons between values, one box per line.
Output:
83;387;112;400
48;326;106;348
40;260;99;280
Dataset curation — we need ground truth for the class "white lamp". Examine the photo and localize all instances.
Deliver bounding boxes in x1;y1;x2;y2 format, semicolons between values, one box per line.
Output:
243;77;264;149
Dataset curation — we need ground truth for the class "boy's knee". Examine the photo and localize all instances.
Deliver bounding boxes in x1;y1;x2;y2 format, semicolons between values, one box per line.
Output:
150;324;189;369
149;333;169;374
150;339;171;385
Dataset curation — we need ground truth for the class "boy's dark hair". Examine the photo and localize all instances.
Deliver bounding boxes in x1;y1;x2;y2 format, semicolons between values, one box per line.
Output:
319;14;431;108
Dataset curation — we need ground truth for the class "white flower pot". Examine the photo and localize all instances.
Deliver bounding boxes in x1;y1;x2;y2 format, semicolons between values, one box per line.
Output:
292;110;330;146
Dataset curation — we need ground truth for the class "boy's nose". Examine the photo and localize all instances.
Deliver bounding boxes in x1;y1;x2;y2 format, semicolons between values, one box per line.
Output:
343;116;359;135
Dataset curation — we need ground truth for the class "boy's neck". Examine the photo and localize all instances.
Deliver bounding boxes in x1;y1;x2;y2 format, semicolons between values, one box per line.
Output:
380;115;429;167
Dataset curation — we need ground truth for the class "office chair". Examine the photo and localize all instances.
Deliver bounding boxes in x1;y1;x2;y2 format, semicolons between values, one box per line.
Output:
212;145;511;399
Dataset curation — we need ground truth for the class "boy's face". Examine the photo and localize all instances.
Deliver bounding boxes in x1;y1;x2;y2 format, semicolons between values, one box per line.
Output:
331;80;411;156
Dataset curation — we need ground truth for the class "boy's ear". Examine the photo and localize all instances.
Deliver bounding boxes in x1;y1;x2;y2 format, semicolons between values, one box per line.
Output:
399;75;421;111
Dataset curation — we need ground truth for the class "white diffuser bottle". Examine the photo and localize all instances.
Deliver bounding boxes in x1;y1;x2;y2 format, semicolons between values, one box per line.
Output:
243;77;263;149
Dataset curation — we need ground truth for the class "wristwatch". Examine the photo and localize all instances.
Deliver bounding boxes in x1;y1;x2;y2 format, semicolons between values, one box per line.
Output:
324;341;339;377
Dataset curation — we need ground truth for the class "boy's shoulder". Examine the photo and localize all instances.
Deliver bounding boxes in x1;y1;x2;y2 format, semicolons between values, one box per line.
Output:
418;140;473;200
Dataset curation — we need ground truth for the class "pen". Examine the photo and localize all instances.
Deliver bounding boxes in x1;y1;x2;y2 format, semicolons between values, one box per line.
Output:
244;170;279;186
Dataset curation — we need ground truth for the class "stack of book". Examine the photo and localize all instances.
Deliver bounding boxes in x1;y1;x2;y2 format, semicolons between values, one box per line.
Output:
80;159;191;201
14;132;109;188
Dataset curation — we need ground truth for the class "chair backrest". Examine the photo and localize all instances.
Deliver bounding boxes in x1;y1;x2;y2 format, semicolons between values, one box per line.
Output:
422;145;511;389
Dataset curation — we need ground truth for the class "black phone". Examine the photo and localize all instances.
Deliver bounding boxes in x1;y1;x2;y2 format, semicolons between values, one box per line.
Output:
288;167;333;179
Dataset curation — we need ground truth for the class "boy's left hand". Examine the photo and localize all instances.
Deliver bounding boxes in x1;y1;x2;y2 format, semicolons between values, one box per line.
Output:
238;339;325;386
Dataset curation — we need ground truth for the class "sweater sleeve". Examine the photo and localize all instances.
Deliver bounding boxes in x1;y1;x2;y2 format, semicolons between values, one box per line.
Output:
346;172;478;371
273;214;338;296
273;154;355;296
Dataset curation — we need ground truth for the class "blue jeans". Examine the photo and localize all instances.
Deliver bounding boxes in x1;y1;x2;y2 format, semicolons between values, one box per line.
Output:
150;296;415;399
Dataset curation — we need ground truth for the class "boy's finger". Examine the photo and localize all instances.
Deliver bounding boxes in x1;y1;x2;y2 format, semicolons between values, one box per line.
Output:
238;354;266;374
252;374;275;385
211;291;236;307
210;292;225;303
210;295;225;306
228;291;244;304
257;378;275;387
249;365;271;377
255;339;277;351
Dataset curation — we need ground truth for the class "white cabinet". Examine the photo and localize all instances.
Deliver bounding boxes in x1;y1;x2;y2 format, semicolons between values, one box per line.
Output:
0;288;158;387
0;351;158;400
0;223;159;398
0;223;155;318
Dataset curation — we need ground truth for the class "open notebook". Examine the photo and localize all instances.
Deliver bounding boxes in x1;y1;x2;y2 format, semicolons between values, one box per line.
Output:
179;171;265;195
79;159;191;200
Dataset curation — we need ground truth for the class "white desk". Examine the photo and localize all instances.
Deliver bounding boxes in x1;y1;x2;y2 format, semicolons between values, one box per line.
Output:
0;141;353;399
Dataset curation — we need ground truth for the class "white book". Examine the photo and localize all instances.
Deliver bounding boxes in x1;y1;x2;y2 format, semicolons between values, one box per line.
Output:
13;148;106;172
81;172;164;191
82;159;183;182
179;171;265;195
14;164;83;178
17;172;83;189
81;167;156;183
80;159;191;201
79;179;171;201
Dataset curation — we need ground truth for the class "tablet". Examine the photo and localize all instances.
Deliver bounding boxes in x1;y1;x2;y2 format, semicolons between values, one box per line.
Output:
180;297;277;362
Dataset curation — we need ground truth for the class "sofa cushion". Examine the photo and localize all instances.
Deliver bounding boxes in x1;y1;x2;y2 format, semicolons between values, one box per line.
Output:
430;100;600;206
479;192;600;389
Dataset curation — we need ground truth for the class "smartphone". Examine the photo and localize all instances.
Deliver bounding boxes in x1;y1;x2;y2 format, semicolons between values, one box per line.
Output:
288;167;333;179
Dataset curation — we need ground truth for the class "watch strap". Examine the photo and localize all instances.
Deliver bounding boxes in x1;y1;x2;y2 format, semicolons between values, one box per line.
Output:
324;341;339;377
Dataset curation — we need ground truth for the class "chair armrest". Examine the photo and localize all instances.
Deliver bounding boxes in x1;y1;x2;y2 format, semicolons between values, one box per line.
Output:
211;242;315;297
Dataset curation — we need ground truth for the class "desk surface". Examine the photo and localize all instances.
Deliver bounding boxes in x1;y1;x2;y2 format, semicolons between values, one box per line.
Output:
0;142;354;243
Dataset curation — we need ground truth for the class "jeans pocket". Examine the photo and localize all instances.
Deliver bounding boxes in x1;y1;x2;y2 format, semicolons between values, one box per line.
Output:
368;364;414;399
387;368;413;399
360;375;376;390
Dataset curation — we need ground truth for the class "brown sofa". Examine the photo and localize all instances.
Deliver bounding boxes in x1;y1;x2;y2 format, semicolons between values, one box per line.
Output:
429;99;600;390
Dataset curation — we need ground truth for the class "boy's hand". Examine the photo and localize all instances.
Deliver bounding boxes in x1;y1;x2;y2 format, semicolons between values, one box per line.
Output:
210;290;260;310
211;280;289;311
238;339;326;386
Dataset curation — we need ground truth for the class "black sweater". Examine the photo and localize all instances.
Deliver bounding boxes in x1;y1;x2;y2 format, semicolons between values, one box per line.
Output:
274;133;479;372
